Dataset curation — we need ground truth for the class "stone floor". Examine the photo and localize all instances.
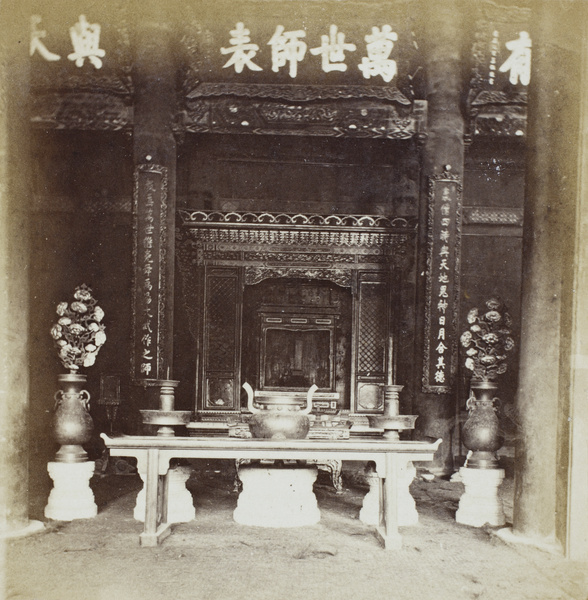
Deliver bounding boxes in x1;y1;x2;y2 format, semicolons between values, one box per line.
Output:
4;459;587;600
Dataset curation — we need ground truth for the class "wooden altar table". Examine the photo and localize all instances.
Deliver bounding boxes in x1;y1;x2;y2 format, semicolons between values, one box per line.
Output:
101;434;441;550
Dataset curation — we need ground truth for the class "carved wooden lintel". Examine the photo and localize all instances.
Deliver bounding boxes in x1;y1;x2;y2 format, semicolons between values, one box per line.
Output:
30;91;133;131
178;91;425;139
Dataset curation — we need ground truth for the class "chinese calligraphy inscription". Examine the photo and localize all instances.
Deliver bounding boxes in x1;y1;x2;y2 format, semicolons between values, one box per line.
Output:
131;165;169;382
498;31;531;86
221;22;402;81
422;171;462;394
30;14;105;69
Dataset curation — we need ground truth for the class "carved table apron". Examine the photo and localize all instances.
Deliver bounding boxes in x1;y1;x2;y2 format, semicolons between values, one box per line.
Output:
101;434;441;550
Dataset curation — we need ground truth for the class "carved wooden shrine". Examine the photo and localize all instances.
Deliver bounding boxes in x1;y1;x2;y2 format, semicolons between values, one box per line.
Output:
176;210;416;418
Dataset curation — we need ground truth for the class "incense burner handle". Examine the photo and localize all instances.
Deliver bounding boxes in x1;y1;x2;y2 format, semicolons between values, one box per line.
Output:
303;384;318;415
243;382;259;414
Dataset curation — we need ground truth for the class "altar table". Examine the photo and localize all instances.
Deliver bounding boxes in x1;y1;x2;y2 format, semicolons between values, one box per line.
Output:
101;434;441;550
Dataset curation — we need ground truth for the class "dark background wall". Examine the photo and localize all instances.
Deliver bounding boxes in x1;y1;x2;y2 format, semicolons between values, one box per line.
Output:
28;130;133;517
460;139;524;443
177;134;420;217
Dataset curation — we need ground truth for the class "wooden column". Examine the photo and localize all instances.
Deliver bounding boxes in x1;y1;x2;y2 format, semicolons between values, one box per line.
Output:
514;0;587;557
414;0;465;474
131;2;177;383
0;1;36;534
565;6;588;562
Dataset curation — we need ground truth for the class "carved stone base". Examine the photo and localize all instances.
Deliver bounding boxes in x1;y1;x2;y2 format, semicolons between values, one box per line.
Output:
359;461;418;526
456;467;506;527
234;466;320;527
45;461;97;521
134;466;195;523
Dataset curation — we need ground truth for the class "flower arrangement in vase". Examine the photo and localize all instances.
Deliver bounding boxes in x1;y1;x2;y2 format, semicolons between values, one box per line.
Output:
459;297;515;469
49;284;106;462
460;298;515;382
50;284;106;373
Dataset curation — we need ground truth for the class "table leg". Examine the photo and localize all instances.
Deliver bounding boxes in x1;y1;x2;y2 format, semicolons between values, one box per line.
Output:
375;452;402;550
139;448;172;547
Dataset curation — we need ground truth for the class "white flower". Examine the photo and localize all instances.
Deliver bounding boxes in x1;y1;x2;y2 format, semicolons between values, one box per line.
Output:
50;324;63;340
83;352;96;367
486;298;501;310
504;337;515;351
95;330;106;346
85;344;97;352
88;322;100;332
485;310;501;322
467;308;478;324
93;306;104;322
482;333;499;344
71;301;88;313
460;331;472;347
465;358;475;371
56;302;68;316
74;286;93;301
466;347;478;356
69;323;85;335
58;317;71;326
480;355;497;365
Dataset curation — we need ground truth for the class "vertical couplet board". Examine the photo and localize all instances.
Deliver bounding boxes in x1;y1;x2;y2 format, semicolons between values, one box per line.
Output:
131;164;169;382
422;170;462;393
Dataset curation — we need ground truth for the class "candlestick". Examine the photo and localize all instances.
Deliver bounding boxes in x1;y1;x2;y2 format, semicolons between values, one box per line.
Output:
159;382;175;412
387;335;394;386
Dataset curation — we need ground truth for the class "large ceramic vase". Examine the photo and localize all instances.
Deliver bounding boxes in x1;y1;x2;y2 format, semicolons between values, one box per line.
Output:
461;379;504;469
53;373;94;463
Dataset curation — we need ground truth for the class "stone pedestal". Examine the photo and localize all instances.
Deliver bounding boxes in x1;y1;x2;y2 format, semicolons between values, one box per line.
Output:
234;466;320;527
45;461;97;521
456;467;505;527
360;461;418;527
134;466;195;523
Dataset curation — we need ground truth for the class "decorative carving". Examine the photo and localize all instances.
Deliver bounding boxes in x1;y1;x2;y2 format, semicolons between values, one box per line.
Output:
185;82;411;103
244;267;352;288
177;211;416;280
463;206;523;226
242;251;356;264
183;227;395;248
468;105;527;138
179;96;422;139
179;209;415;230
30;92;133;131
